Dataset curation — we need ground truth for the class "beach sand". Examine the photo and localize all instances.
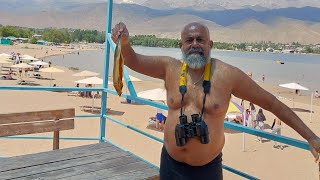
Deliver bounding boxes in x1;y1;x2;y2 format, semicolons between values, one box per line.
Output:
1;44;319;179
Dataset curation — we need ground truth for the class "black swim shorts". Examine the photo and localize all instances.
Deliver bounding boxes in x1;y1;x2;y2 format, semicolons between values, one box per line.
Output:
160;146;223;180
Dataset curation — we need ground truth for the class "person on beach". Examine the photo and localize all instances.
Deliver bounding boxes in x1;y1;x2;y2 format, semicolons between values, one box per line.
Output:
248;102;256;128
271;118;284;149
262;74;265;82
112;22;320;180
255;108;266;143
156;107;165;131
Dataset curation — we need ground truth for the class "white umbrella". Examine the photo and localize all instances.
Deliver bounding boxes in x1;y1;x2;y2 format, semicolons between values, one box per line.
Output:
39;67;65;86
29;61;49;66
279;82;309;108
137;88;167;101
75;77;113;85
72;70;99;77
0;56;11;61
278;82;314;122
0;59;12;75
39;67;64;73
21;55;39;61
279;83;309;91
123;75;142;82
11;63;34;81
76;77;102;85
75;77;112;113
11;63;33;69
0;59;11;64
0;53;12;57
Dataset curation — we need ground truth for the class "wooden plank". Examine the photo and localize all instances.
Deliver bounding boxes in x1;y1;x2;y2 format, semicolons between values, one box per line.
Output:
8;155;140;180
0;119;74;137
65;161;157;179
0;151;130;179
0;143;114;172
95;160;155;178
111;168;159;180
0;108;75;124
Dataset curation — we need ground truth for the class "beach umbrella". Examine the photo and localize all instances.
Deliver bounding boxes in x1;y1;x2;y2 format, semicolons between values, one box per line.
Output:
123;75;142;82
75;76;113;85
39;67;65;86
227;101;244;114
0;56;11;61
122;75;142;95
29;61;49;66
0;59;11;64
21;55;38;61
137;88;167;101
72;70;99;77
279;82;309;91
0;59;12;74
11;63;33;69
0;53;12;57
279;82;309;108
76;77;102;85
11;63;34;81
75;77;112;112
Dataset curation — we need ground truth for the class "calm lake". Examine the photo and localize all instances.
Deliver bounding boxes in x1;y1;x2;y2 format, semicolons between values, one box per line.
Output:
48;46;320;93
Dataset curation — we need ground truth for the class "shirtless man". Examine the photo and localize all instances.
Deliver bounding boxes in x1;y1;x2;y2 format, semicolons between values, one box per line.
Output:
112;22;320;180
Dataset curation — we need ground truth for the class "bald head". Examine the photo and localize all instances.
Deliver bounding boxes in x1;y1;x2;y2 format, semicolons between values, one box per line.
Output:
181;22;210;39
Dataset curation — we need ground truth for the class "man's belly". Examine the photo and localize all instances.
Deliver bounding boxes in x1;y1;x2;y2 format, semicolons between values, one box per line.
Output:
164;114;225;166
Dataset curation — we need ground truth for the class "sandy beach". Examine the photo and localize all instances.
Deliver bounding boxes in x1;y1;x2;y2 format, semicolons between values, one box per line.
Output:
1;44;320;179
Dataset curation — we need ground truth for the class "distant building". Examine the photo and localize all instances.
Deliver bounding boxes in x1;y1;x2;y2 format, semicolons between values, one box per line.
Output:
266;47;274;52
16;38;28;43
295;47;304;53
33;34;42;38
282;49;295;53
252;48;260;52
0;38;12;45
36;40;47;45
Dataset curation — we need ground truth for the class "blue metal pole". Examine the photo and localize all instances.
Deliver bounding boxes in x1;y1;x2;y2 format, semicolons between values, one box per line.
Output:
123;67;138;97
100;0;113;142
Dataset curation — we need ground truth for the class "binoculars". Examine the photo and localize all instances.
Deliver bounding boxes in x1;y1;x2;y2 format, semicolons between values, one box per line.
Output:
175;114;210;146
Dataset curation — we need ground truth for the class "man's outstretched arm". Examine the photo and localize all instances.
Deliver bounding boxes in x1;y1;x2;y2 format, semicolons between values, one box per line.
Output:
112;22;171;80
230;66;320;161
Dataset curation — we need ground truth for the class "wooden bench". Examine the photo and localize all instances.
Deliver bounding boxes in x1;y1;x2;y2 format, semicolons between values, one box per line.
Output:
0;108;75;150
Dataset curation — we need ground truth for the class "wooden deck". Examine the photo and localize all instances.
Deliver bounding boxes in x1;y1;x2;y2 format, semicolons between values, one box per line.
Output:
0;142;159;179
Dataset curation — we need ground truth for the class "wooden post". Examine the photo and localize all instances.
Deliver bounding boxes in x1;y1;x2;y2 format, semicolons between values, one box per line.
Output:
53;130;59;150
53;118;59;150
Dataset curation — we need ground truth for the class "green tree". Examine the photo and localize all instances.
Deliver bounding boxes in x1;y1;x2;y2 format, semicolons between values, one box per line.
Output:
43;29;70;43
0;26;19;37
30;37;38;44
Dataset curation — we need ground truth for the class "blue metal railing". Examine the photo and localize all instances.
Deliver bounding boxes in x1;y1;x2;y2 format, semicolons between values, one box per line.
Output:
0;0;311;179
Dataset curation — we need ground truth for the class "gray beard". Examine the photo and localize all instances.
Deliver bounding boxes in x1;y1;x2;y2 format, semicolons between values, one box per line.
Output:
181;50;210;69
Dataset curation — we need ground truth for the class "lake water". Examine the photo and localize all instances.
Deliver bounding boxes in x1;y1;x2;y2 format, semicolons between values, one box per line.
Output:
47;46;320;93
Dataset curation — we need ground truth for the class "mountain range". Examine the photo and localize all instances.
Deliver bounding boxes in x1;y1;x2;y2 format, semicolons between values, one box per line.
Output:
0;1;320;44
117;0;320;10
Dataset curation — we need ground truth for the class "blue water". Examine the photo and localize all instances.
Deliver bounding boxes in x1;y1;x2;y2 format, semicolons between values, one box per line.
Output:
47;46;320;92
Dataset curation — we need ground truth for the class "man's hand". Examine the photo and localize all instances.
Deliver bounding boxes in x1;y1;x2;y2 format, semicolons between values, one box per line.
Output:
308;136;320;162
112;22;130;45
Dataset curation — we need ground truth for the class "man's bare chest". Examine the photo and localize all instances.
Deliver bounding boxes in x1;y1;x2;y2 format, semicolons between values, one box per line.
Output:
166;76;231;116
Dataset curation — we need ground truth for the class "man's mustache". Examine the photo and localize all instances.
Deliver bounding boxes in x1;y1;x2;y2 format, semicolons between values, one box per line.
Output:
187;48;204;56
